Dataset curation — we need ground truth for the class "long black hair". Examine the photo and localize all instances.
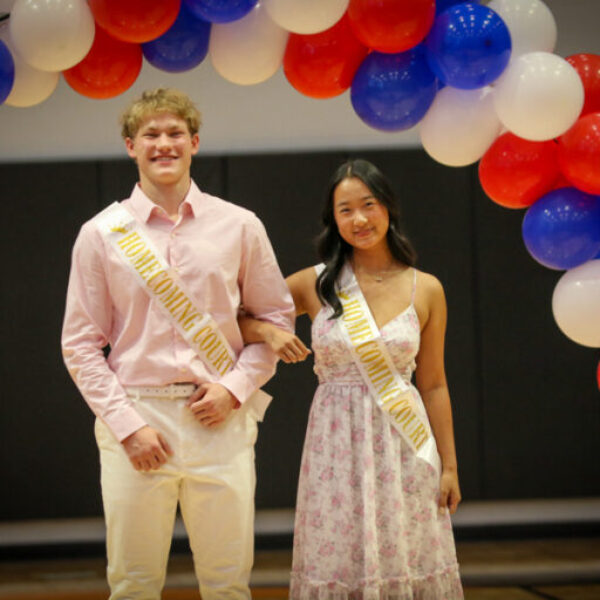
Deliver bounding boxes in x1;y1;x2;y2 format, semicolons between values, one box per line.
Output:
316;159;417;319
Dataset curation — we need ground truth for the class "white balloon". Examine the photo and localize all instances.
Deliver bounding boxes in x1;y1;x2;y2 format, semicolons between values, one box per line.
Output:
0;26;58;106
488;0;557;58
10;0;95;72
263;0;348;35
420;86;502;167
552;259;600;348
492;52;584;141
210;3;288;86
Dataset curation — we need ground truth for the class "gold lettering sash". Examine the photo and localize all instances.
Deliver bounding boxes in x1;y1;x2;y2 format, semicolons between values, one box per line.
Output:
96;202;271;418
335;265;440;472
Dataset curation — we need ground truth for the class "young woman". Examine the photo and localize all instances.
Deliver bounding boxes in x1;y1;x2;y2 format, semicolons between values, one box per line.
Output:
241;159;463;599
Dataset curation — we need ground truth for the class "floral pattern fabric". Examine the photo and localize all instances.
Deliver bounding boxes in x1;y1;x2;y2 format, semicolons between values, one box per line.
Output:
289;269;463;600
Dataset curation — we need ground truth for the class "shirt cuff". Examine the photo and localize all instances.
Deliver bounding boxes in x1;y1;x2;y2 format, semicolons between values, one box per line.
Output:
104;406;148;443
218;370;254;406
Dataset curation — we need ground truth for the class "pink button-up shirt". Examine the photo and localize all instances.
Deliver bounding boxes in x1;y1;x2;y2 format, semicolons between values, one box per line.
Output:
62;181;295;441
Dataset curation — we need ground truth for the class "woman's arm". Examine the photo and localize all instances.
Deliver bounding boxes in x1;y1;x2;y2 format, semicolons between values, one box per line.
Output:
238;266;320;363
414;273;461;514
238;315;310;363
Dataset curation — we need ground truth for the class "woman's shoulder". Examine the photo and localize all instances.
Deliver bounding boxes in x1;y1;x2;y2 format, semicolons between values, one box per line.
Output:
414;268;445;301
413;269;447;329
286;265;322;318
287;264;321;282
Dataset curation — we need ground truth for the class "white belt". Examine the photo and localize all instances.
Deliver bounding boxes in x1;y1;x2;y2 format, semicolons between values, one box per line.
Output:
125;383;198;398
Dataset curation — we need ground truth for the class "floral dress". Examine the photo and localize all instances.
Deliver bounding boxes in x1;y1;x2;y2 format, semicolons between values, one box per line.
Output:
289;266;463;600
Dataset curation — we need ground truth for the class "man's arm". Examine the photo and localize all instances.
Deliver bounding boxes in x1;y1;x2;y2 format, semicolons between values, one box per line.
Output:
61;223;147;442
189;216;294;419
187;215;295;428
220;216;295;398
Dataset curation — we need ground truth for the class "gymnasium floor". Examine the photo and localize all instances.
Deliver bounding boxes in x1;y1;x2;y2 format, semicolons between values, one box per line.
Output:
1;499;599;600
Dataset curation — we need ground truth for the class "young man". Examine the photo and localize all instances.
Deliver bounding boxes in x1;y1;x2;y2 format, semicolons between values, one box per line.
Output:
61;88;295;599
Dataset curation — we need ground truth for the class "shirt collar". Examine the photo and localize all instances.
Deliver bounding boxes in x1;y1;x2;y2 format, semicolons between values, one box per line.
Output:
183;180;205;218
127;180;205;222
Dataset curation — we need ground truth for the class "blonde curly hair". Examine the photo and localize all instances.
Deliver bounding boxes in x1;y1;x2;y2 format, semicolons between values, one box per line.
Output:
119;87;202;140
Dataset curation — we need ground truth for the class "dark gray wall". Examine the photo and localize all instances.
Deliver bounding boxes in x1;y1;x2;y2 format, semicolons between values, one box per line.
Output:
1;149;599;520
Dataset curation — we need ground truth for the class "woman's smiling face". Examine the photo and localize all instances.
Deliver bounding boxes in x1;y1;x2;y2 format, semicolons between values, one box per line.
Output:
332;177;390;252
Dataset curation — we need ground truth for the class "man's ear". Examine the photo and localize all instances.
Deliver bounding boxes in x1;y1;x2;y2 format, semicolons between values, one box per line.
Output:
125;137;137;160
191;133;200;155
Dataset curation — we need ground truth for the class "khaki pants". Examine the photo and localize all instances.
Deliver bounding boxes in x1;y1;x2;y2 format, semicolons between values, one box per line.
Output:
95;390;259;599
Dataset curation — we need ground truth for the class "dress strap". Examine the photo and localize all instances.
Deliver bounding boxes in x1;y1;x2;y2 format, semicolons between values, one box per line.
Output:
410;268;417;305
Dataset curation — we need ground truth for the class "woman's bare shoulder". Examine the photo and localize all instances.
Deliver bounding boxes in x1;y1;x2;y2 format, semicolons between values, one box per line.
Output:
286;265;319;286
286;266;322;318
413;269;446;328
415;268;445;297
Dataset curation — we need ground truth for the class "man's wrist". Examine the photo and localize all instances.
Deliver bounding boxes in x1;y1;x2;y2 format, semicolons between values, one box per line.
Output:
217;382;240;409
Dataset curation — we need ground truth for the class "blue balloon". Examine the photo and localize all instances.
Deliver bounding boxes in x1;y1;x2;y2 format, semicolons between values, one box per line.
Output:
143;3;211;73
0;40;15;105
435;0;478;16
183;0;257;24
426;3;511;89
351;46;438;132
522;187;600;271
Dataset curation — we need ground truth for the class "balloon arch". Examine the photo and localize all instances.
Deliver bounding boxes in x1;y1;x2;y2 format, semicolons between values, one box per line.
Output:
0;0;599;386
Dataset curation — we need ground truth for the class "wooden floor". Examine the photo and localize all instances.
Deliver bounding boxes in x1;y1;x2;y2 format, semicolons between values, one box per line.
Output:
0;537;599;600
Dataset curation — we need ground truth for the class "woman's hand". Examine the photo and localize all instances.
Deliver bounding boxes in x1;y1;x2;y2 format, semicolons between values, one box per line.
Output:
264;327;311;363
238;314;311;363
438;468;461;515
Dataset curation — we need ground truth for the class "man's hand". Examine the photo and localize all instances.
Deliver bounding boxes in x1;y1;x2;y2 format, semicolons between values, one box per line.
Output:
187;382;237;427
121;425;173;472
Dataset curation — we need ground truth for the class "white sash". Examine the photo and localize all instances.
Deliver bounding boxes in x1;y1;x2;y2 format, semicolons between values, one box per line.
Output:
96;202;271;419
334;264;440;472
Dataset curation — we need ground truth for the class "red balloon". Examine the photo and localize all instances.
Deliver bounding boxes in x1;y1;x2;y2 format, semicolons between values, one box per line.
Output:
566;54;600;117
347;0;435;53
551;173;572;190
63;27;142;100
478;132;560;209
558;113;600;195
283;14;368;99
88;0;180;44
